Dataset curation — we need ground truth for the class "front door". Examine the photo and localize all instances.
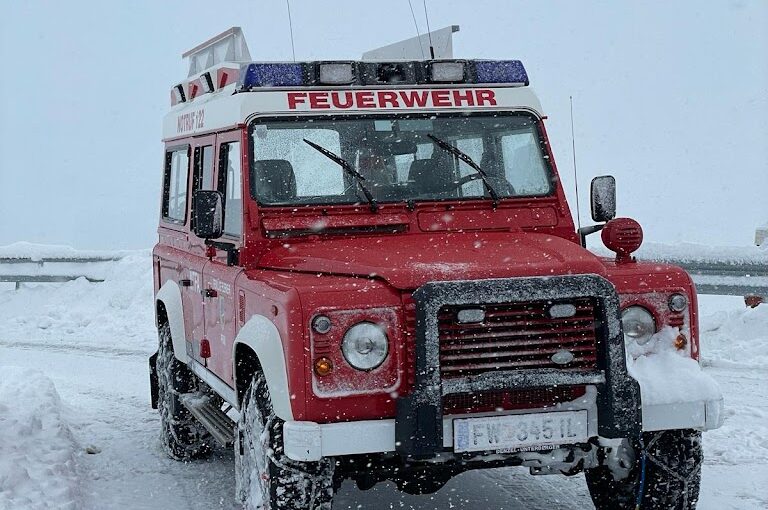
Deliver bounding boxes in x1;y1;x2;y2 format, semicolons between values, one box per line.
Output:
186;134;217;364
202;130;245;385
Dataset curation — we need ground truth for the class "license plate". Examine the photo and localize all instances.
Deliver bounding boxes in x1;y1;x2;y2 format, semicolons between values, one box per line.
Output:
453;410;589;453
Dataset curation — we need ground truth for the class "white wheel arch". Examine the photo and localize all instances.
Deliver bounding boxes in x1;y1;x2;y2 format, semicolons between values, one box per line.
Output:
156;280;189;364
156;281;294;421
233;315;294;421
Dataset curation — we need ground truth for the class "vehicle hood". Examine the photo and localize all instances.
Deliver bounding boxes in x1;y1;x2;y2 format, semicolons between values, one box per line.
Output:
258;232;608;290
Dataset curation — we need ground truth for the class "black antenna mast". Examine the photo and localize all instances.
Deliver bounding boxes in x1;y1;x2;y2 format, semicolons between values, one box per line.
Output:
423;0;435;59
285;0;296;62
570;95;582;231
406;0;426;59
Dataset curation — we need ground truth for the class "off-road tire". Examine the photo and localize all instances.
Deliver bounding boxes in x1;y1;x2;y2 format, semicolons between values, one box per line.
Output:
235;372;335;510
156;322;213;460
585;429;703;510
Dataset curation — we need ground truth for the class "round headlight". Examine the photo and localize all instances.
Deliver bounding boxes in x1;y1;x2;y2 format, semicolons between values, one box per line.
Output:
342;322;389;371
669;293;688;313
621;306;656;346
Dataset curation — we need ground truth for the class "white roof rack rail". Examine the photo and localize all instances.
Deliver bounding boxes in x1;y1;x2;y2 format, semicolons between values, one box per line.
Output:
183;27;252;77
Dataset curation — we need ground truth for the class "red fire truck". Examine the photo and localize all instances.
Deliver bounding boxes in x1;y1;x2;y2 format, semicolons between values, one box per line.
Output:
149;28;723;510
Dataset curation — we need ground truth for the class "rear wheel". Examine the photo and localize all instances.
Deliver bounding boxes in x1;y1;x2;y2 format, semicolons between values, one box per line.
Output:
235;372;335;510
156;322;213;460
585;429;703;510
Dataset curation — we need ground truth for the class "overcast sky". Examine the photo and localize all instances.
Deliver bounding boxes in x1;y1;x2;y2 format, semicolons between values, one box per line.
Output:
1;1;766;249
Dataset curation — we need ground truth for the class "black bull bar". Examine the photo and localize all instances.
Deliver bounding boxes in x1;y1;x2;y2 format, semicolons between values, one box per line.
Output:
395;274;642;458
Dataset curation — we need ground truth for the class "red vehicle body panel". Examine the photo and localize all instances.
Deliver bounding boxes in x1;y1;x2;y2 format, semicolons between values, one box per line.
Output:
257;231;609;290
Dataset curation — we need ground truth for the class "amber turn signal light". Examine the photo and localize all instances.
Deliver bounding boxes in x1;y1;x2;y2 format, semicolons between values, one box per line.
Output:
674;333;688;351
314;357;334;376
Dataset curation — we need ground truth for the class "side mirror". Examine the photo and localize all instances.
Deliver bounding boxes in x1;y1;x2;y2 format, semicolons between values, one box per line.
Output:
193;190;224;239
590;175;616;222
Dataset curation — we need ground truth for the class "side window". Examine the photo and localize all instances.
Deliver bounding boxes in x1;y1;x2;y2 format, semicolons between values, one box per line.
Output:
218;141;242;237
194;145;215;191
162;148;189;223
191;145;214;230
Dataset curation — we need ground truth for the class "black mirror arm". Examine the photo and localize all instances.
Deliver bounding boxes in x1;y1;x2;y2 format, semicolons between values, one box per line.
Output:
578;224;605;247
205;239;240;266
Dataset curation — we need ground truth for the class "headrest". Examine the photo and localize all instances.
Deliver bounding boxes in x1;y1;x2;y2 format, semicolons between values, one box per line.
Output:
252;159;297;203
408;158;454;195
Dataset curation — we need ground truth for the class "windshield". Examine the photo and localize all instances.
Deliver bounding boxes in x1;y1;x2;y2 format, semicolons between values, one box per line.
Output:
249;112;553;207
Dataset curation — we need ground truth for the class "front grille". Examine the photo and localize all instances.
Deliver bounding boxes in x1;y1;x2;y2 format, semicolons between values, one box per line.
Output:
438;297;599;378
443;386;586;415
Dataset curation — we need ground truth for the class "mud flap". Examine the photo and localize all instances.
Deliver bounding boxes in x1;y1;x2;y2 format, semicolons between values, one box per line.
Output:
149;352;159;409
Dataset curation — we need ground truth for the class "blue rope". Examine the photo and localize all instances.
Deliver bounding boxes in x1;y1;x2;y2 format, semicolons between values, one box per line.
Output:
635;434;647;510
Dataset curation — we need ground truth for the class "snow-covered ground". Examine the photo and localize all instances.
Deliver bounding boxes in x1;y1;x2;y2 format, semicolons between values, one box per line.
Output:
0;252;766;509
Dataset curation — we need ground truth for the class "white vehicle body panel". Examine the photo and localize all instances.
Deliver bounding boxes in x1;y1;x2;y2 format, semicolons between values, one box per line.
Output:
284;387;600;462
162;85;545;140
232;314;294;420
283;387;724;461
643;398;725;432
155;280;188;364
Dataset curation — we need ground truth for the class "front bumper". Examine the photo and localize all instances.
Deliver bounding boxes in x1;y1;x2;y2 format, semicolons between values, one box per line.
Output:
283;391;724;462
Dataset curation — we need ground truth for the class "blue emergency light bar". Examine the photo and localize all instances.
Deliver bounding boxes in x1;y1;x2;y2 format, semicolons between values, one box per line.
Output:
475;60;528;85
240;63;305;88
236;59;528;90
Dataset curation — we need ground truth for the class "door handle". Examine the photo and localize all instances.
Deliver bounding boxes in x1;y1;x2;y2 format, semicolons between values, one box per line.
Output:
179;279;192;287
202;288;218;298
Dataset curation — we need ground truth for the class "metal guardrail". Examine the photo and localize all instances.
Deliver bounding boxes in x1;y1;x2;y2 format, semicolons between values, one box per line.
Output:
1;247;765;300
642;258;768;299
0;256;123;289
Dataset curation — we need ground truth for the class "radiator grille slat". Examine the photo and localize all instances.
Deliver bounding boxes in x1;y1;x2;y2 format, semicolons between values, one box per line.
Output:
438;297;599;379
401;293;600;415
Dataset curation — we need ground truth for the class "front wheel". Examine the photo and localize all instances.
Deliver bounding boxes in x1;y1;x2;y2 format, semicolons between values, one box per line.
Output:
235;372;335;510
585;429;703;510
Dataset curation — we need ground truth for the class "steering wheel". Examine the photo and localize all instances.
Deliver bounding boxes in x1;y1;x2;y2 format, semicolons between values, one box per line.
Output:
452;172;516;196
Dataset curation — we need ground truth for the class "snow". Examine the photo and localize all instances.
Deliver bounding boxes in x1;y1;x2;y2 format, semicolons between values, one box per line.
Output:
590;241;768;265
700;304;768;368
627;326;722;406
0;242;129;261
0;251;156;354
0;367;80;510
0;250;766;509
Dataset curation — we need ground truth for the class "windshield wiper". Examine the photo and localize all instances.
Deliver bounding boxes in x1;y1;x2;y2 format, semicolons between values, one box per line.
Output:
426;134;500;208
302;139;378;212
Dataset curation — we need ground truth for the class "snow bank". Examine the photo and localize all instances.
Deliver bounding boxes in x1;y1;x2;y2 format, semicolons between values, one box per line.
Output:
0;367;80;509
0;241;129;261
0;251;156;354
700;304;768;368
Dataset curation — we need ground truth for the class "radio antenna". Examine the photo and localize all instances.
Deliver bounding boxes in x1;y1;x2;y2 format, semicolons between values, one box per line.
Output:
570;95;582;231
285;0;296;62
406;0;426;59
423;0;435;59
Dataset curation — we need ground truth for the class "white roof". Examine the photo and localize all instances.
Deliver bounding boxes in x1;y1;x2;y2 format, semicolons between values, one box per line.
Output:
162;85;545;141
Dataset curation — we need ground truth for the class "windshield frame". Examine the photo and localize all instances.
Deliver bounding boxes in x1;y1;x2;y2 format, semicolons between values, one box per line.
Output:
247;110;556;208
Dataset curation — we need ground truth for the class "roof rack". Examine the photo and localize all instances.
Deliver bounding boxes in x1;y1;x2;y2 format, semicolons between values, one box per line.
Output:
363;25;460;61
183;27;252;78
